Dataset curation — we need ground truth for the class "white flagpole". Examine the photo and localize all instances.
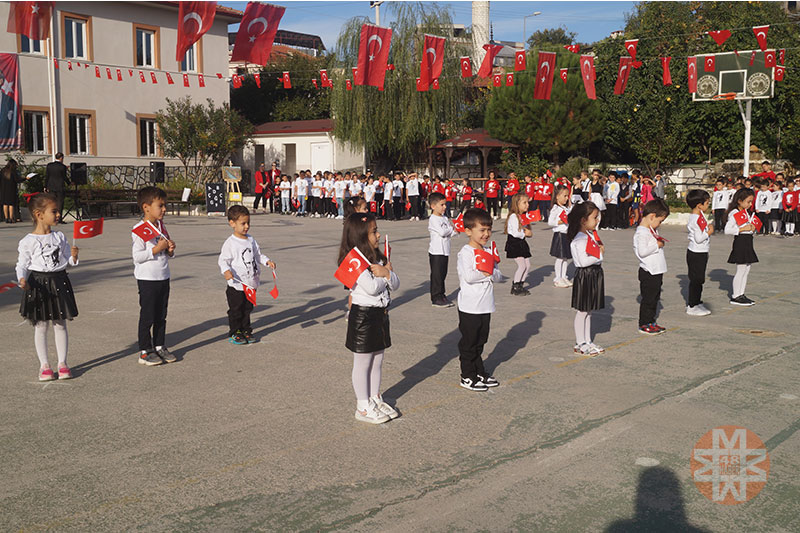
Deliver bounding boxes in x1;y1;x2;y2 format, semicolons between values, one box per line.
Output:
47;7;57;160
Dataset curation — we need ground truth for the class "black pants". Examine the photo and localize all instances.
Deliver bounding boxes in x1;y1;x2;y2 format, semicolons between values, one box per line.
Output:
429;254;448;302
458;311;489;380
393;197;403;220
53;191;65;219
605;203;618;229
460;199;472;213
410;195;421;218
638;268;662;326
756;212;769;234
618;203;630;228
137;279;170;351
686;250;708;307
713;209;725;231
375;193;384;218
487;197;499;217
226;286;254;336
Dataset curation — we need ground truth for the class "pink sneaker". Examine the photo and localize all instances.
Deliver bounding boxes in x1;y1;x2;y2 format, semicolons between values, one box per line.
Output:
39;368;56;381
58;365;72;379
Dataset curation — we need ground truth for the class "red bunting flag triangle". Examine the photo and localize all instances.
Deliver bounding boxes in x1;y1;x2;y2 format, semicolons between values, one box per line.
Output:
708;29;731;46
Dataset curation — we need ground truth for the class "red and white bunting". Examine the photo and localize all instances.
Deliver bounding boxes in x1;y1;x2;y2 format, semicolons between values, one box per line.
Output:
560;68;568;84
515;50;526;71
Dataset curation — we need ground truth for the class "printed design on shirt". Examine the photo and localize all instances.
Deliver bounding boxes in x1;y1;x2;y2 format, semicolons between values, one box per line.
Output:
37;239;61;270
240;245;259;280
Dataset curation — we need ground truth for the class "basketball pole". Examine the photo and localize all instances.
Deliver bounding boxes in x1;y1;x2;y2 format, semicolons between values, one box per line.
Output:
737;99;752;178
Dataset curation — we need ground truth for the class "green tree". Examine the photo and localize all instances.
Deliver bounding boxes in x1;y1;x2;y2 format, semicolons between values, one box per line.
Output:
526;27;577;49
329;2;470;165
156;97;253;182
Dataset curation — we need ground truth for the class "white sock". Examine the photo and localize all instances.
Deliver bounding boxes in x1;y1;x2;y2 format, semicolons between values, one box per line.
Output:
34;321;49;367
732;264;751;298
771;220;779;233
789;223;796;234
356;399;370;411
52;320;68;365
555;259;565;281
574;312;587;346
561;260;570;280
584;313;592;345
155;345;163;351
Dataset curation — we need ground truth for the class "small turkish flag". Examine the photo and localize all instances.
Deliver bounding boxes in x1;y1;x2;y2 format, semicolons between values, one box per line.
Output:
775;66;785;82
593;230;603;245
751;214;763;232
749;50;756;66
493;73;502;87
128;69;133;77
198;74;205;87
0;282;17;293
282;71;291;89
166;72;174;84
478;43;504;78
614;56;633;95
387;63;395;71
150;71;158;84
312;79;318;89
704;55;715;72
515;49;526;71
184;74;191;87
351;67;358;78
687;56;698;93
320;69;331;87
346;79;352;91
269;270;279;299
453;213;465;233
564;44;580;54
585;234;601;258
580;55;596;99
432;78;440;90
661;56;672;86
405;201;411;211
460;56;472;78
384;234;390;261
116;68;122;81
216;72;223;79
176;1;216;61
624;39;639;61
73;218;104;239
534;51;556;100
95;66;101;78
416;77;424;91
132;220;159;241
106;67;112;79
708;29;731;46
231;2;285;65
696;215;707;232
559;210;568;224
354;23;392;89
560;68;568;84
733;210;749;226
244;284;257;306
474;248;494;274
139;71;146;83
779;48;785;65
765;50;776;68
506;73;514;86
753;25;769;51
519;210;541;224
334;247;370;289
491;241;500;264
369;201;376;212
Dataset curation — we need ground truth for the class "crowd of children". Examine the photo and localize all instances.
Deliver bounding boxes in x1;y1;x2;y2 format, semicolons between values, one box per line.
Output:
13;159;784;425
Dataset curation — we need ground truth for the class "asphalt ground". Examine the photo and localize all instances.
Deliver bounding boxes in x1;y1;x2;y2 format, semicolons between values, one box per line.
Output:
1;211;798;532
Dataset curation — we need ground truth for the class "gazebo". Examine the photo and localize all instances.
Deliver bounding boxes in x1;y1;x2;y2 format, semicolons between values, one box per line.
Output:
428;128;520;181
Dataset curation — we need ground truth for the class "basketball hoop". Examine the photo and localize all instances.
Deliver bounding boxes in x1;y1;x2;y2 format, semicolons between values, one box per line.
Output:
712;92;737;101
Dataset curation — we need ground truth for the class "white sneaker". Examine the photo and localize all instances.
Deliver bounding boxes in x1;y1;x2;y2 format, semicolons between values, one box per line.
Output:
373;396;399;419
686;305;711;316
581;343;604;356
698;303;711;314
565;278;574;287
355;401;390;424
554;278;570;288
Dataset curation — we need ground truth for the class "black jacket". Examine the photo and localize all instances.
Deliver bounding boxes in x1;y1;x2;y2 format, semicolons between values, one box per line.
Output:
45;161;69;192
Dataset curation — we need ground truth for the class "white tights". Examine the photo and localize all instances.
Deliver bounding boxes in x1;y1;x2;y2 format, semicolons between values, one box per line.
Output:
554;258;570;281
34;320;68;368
771;219;780;233
574;311;592;346
787;222;796;234
352;350;384;410
732;264;751;298
514;257;530;283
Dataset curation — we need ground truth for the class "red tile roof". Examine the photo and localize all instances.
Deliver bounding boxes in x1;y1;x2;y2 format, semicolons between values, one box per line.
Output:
431;128;518;149
254;119;334;135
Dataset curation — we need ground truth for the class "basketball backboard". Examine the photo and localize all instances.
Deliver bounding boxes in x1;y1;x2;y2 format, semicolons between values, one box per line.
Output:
692;50;775;101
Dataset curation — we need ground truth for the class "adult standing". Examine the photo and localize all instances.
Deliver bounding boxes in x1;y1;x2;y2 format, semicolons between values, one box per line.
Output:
269;161;281;213
1;160;29;223
44;152;69;220
253;162;269;212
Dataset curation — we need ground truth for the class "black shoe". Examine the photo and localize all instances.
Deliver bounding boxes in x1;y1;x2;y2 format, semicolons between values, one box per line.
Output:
741;295;755;305
729;295;755;306
459;377;488;392
242;331;258;343
156;347;177;363
431;298;453;308
138;350;164;366
477;374;499;387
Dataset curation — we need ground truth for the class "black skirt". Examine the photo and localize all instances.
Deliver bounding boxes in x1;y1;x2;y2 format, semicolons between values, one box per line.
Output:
549;232;572;259
20;270;78;324
345;304;391;353
505;234;531;258
572;265;605;312
727;234;759;264
781;210;798;224
770;208;782;220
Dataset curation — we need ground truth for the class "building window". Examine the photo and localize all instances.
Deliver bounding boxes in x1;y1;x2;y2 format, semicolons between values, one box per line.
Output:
68;113;92;155
181;44;196;72
133;24;160;68
21;36;43;54
64;16;88;59
139;118;157;156
23;110;49;153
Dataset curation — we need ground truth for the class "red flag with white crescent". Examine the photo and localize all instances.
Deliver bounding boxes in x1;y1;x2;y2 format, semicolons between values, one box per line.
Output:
515;49;526;71
505;73;514;86
346;79;352;91
106;67;112;80
312;78;318;89
198;73;205;87
73;218;104;239
580;55;596;99
779;48;785;65
764;50;776;68
231;2;285;65
243;284;257;306
687;56;698;93
474;248;494;274
752;25;769;51
282;71;291;89
704;55;715;72
96;66;101;78
492;73;502;87
559;68;568;84
564;44;580;54
150;71;158;84
775;66;785;82
460;56;472;78
116;68;123;81
166;72;174;84
477;43;504;78
431;78;439;90
268;270;279;299
749;50;756;66
355;23;392;88
661;56;672;86
320;69;331;87
419;34;445;89
533;51;556;100
184;73;191;87
334;247;370;289
132;220;160;242
176;1;216;61
624;39;638;61
253;73;260;88
614;56;633;95
139;70;146;83
416;77;424;92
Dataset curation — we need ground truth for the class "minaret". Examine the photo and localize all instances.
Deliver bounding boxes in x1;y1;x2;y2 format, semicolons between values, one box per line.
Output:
472;1;490;65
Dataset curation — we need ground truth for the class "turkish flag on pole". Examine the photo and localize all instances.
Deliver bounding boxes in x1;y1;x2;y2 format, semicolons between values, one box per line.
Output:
474;248;494;274
753;25;769;51
355;24;392;88
585;235;601;258
73;218;104;239
419;34;445;89
614;56;633;95
624;39;639;61
453;212;465;233
580;55;596;99
704;55;715;72
460;56;472;78
765;50;776;68
334;247;370;289
282;71;291;89
708;29;731;46
505;73;514;86
243;284;257;306
661;56;672;86
733;209;749;226
231;2;285;65
384;234;390;262
687;56;698;93
491;241;501;264
268;270;279;299
560;68;568;84
519;210;541;224
477;43;504;78
132;220;160;241
533;51;556;100
176;1;216;61
775;66;785;82
515;49;526;71
7;1;53;40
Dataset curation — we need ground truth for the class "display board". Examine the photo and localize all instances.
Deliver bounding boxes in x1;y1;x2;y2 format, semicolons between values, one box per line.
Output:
205;183;226;214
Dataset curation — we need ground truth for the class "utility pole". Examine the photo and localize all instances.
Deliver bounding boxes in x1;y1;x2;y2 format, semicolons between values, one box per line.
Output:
370;1;384;25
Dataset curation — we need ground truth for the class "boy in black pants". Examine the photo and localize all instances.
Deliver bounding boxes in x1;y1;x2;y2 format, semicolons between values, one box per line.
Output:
428;192;456;308
633;200;670;335
685;190;713;316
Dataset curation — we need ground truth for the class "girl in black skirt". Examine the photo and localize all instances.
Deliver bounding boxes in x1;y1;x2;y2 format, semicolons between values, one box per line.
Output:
15;193;79;381
567;202;605;356
504;193;532;295
339;213;400;424
548;185;573;288
724;188;758;306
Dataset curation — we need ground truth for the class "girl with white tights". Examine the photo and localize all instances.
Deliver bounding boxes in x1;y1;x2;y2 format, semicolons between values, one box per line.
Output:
724;189;758;306
548;186;573;288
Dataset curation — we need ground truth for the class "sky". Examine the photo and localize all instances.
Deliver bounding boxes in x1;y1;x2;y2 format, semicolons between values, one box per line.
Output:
220;1;638;52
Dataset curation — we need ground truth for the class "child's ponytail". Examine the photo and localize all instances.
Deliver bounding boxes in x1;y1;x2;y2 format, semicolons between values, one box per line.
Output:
567;201;598;241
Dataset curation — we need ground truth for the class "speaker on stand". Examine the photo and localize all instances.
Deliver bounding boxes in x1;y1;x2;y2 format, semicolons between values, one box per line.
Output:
150;161;165;183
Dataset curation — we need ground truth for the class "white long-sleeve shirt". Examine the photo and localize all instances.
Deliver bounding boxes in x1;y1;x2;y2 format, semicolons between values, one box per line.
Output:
350;262;399;308
218;234;270;291
457;244;502;314
16;231;78;281
132;220;171;281
725;208;753;235
428;214;455;255
755;190;772;213
712;190;728;210
770;190;783;210
687;214;710;253
505;213;527;239
548;204;570;233
633;226;667;275
570;232;603;268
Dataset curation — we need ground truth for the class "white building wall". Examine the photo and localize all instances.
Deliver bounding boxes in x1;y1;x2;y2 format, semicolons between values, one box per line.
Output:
244;133;365;177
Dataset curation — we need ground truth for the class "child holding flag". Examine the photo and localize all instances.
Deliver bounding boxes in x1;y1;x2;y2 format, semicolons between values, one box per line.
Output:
219;205;276;345
132;186;176;366
16;193;79;381
504;193;532;296
725;188;758;306
568;202;605;356
634;200;670;335
428;192;456;308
